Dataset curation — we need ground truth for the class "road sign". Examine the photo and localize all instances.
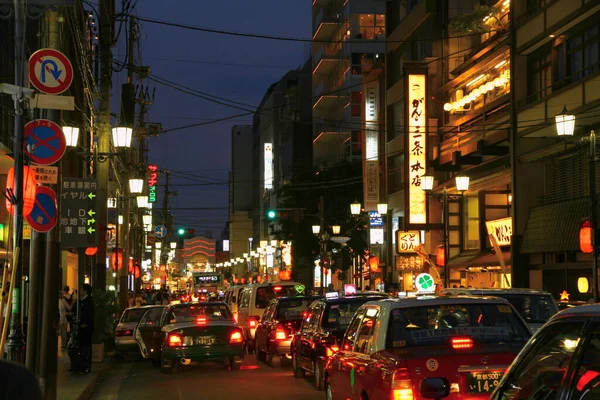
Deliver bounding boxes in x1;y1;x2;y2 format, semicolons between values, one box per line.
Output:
154;225;167;239
30;165;59;184
28;48;74;95
25;186;57;232
60;178;98;248
24;119;66;165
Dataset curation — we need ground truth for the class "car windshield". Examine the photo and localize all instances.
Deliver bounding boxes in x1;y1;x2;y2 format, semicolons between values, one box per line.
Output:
168;304;233;324
276;298;318;320
386;303;530;349
256;285;298;309
121;308;148;323
324;300;379;331
495;294;558;324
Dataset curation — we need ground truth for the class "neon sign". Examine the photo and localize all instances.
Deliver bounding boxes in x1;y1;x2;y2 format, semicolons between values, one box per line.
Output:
147;164;158;203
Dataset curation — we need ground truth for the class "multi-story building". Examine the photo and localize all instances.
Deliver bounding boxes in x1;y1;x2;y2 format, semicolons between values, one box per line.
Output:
513;0;600;301
312;0;386;167
229;125;253;277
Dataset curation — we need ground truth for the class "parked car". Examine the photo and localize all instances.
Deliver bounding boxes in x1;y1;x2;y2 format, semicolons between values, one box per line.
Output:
115;305;165;358
489;304;600;400
443;288;559;331
134;302;244;374
223;285;246;323
324;295;532;400
237;282;303;352
292;294;386;390
254;295;322;367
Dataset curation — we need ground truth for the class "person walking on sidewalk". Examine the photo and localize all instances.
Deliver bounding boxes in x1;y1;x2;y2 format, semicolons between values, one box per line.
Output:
77;284;95;373
59;286;73;349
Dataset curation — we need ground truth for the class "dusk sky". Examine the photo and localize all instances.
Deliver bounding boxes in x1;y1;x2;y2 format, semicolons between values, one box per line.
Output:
116;1;312;239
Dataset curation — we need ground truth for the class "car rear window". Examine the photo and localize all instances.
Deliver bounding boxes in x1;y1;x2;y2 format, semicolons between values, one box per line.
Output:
386;303;530;349
495;294;558;324
255;285;298;309
276;299;318;320
121;308;148;323
324;300;380;331
169;304;233;324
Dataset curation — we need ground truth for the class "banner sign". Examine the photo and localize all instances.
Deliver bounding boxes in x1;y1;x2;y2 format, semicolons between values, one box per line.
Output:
406;74;427;225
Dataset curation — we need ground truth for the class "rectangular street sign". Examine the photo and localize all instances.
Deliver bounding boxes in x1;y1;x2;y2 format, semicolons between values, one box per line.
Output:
31;165;58;184
60;178;98;248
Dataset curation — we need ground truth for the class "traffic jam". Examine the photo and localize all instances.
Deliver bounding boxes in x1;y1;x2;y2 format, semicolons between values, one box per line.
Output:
116;273;600;399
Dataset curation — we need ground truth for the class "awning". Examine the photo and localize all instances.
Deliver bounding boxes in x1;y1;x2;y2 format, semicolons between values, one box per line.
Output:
447;250;511;269
520;198;589;254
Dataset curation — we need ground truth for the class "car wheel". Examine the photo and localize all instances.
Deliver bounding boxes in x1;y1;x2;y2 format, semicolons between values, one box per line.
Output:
314;360;323;391
326;381;334;400
229;357;242;371
292;353;304;378
160;358;175;375
267;347;280;368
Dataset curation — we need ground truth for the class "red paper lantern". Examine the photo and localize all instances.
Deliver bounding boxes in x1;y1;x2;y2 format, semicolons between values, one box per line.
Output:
580;220;594;254
279;270;291;281
128;258;134;273
436;245;446;267
134;266;140;279
85;247;98;256
111;249;123;271
369;256;379;272
5;166;37;217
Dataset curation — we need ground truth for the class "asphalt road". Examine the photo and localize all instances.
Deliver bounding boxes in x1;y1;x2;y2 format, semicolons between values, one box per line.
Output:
90;354;322;400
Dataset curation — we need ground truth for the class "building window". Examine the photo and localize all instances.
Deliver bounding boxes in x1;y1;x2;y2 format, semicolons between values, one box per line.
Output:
387;99;404;142
351;91;362;117
527;45;552;103
463;195;479;250
388;154;404;194
351;14;385;40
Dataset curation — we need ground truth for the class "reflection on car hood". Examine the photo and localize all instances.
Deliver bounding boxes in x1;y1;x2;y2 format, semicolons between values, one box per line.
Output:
161;320;239;332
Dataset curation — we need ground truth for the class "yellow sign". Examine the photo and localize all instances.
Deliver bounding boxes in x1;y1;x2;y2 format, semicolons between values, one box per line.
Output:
396;231;421;253
407;74;427;224
485;217;512;246
396;255;423;271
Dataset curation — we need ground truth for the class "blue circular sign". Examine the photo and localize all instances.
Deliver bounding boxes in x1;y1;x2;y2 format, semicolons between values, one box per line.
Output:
24;119;66;165
154;225;167;238
25;186;57;232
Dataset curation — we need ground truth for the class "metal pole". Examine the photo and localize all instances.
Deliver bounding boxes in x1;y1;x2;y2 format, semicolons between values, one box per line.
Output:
39;227;58;400
119;189;130;312
319;196;325;294
443;188;449;288
590;130;599;302
6;0;27;363
25;231;42;370
114;195;120;294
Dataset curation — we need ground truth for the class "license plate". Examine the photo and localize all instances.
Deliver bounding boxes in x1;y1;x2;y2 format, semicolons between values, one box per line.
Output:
195;336;215;345
468;371;503;393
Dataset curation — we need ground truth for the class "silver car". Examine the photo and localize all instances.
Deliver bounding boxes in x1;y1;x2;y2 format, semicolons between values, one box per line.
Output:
115;305;165;357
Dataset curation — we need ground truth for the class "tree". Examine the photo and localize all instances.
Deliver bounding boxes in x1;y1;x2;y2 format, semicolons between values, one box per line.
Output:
449;4;506;34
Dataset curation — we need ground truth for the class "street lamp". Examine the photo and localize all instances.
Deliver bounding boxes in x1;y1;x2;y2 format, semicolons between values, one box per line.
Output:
312;225;321;235
455;176;470;192
350;202;362;215
118;215;123;225
142;214;152;226
62;126;80;147
107;197;117;209
129;178;144;194
111;126;133;148
332;225;341;235
136;195;149;208
170;242;177;249
555;107;598;301
377;203;388;215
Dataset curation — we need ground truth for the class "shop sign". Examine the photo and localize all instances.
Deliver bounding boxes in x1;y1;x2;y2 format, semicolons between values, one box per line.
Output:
264;143;273;190
396;255;424;271
147;165;159;203
485;217;512;246
363;80;379;210
415;272;435;294
406;74;427;225
396;231;420;253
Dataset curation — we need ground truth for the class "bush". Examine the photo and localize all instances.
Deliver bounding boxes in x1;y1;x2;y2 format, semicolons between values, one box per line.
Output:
92;289;119;345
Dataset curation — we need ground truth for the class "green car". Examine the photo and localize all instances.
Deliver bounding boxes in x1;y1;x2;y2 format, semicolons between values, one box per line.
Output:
134;302;244;374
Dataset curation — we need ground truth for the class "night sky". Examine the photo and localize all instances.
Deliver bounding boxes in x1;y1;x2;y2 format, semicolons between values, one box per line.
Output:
115;1;311;239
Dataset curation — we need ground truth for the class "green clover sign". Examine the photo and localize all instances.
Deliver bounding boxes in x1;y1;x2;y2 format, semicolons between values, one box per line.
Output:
417;274;434;290
295;284;306;294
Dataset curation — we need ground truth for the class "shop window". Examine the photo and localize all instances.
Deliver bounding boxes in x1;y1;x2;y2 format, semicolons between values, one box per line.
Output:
463;195;479;250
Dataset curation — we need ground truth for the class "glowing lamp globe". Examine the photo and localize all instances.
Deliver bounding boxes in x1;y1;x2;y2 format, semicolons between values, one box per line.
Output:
580;220;594;254
578;277;589;294
85;247;98;256
6;166;37;217
436;245;446;267
369;256;380;272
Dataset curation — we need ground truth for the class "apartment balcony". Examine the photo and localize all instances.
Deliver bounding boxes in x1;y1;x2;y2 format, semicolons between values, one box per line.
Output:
313;44;348;77
313;7;343;39
516;0;599;54
312;0;332;7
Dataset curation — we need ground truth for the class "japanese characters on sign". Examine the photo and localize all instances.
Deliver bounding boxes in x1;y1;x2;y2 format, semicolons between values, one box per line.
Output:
406;74;427;225
264;143;273;190
396;255;424;271
396;231;421;253
30;165;58;184
363;80;379;211
369;211;384;227
59;178;98;248
485;217;513;246
147;164;159;203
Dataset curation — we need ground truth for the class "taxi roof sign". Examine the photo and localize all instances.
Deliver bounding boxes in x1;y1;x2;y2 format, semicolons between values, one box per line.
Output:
325;292;339;299
415;273;435;294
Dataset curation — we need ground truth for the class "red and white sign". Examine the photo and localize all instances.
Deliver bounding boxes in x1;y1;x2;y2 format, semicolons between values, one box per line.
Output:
29;49;74;95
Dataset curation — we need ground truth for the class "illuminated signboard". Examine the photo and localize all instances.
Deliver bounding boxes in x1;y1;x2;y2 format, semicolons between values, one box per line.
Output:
222;239;230;252
396;231;421;253
485;217;513;247
406;74;427;224
147;164;159;203
363;80;379;211
264;143;273;190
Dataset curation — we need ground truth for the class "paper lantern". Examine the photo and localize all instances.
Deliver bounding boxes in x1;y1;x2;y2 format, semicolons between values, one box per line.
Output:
134;266;140;279
436;245;446;267
324;268;329;275
128;258;134;273
85;247;98;256
111;249;123;271
369;256;379;272
580;220;593;254
6;166;37;217
578;277;589;294
279;270;291;281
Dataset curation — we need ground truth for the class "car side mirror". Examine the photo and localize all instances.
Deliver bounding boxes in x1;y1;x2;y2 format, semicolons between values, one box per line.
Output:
420;378;450;399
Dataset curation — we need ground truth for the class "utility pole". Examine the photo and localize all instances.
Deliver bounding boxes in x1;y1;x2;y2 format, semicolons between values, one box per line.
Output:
95;0;115;290
5;0;27;363
319;196;325;295
160;172;171;269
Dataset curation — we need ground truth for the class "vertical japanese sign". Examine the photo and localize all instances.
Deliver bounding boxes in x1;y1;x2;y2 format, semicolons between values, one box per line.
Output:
264;143;273;190
147;164;159;203
60;178;98;248
406;74;427;225
363;80;379;211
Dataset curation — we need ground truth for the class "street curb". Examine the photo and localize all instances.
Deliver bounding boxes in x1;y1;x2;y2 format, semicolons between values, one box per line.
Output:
76;358;114;400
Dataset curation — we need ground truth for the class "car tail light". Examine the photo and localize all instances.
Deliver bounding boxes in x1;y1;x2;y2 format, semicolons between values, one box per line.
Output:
115;330;132;337
325;345;339;357
391;368;414;400
233;313;238;323
168;334;182;347
273;286;282;292
451;336;474;349
248;318;258;328
275;329;287;340
196;317;207;325
230;331;243;344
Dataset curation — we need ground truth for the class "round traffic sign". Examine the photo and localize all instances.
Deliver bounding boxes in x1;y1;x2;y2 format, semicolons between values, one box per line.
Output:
29;48;74;95
24;119;66;165
154;225;167;239
25;186;57;232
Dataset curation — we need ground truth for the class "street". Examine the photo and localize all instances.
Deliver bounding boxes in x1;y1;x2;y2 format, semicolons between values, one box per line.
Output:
90;355;320;400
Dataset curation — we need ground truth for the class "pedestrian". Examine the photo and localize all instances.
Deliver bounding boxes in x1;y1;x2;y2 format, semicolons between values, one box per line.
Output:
0;360;43;400
75;284;94;373
59;286;73;349
135;293;144;307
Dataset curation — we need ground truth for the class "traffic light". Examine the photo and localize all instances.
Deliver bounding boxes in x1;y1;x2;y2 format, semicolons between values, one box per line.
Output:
267;210;276;220
177;228;195;238
266;210;290;220
178;228;185;235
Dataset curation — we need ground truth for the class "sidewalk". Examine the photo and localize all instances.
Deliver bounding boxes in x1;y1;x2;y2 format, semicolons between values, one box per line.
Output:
56;346;113;400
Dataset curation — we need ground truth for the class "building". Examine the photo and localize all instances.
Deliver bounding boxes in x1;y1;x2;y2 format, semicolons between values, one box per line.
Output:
312;0;386;167
229;125;253;277
513;0;600;301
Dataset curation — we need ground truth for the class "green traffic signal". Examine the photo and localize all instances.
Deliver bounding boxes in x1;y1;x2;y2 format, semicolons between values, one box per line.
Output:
178;228;185;235
267;210;276;219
